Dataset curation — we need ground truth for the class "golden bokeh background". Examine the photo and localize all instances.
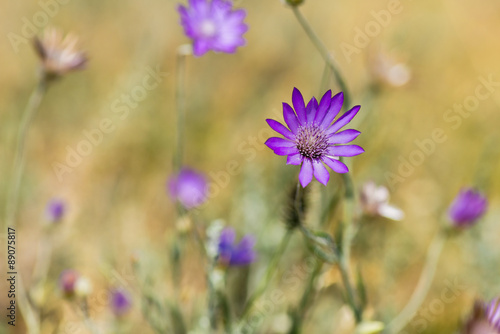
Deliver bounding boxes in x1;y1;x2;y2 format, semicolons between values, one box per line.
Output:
1;0;500;333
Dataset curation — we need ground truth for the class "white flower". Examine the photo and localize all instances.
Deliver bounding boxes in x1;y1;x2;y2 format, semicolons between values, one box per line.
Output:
360;181;404;221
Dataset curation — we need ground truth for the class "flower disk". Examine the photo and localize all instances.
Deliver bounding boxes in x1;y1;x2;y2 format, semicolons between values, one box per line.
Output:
265;88;364;187
177;0;248;56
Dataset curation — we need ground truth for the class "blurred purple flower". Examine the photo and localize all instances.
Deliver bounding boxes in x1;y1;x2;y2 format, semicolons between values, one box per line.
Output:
168;167;208;209
448;188;488;228
59;269;79;296
265;88;364;187
46;198;66;223
177;0;248;56
218;227;256;266
110;288;132;316
486;299;500;332
463;300;500;334
360;181;404;221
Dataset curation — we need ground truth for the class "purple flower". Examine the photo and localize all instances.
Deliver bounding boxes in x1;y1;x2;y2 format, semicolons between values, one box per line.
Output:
463;299;500;334
110;288;132;316
177;0;248;57
168;167;208;209
59;269;79;296
218;227;256;266
448;188;488;228
486;299;500;332
265;88;364;187
46;198;66;223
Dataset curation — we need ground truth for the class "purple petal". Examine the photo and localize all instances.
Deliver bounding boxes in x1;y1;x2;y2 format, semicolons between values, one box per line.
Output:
320;92;344;128
328;145;365;157
327;105;361;135
329;129;362;143
230;235;256;266
266;119;295;140
322;157;349;173
299;159;313;187
314;90;332;124
283;103;299;133
312;160;330;185
287;153;303;165
306;97;318;123
273;147;300;156
265;137;295;151
292;88;307;124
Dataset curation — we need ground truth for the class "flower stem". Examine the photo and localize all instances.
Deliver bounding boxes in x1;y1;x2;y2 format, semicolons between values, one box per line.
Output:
288;260;323;334
291;6;351;108
338;255;362;323
386;231;447;333
5;78;47;334
5;78;47;230
174;46;188;172
238;230;293;324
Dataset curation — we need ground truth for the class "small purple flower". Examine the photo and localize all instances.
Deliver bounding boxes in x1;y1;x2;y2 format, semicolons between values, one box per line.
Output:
265;88;364;187
168;167;208;209
486;299;500;332
59;269;79;296
110;288;132;316
177;0;248;57
448;188;488;228
46;199;66;223
218;227;256;266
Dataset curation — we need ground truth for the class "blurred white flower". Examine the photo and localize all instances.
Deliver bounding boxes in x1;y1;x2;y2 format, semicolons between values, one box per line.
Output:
360;181;404;221
368;50;411;87
33;27;87;79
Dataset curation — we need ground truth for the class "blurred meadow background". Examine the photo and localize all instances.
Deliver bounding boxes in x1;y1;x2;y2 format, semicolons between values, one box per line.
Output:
1;0;500;333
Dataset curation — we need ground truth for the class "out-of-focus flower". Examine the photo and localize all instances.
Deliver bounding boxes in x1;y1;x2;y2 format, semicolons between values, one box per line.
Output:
448;188;488;228
168;167;208;209
33;28;87;79
59;270;92;298
177;0;248;57
45;198;65;223
463;300;500;334
265;88;364;187
486;299;500;332
360;181;404;221
74;276;92;298
217;227;256;266
59;269;79;296
368;50;411;87
109;288;132;316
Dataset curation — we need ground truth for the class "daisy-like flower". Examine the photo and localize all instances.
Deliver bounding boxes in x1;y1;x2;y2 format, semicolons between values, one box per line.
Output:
217;227;256;266
265;88;364;187
448;188;488;228
360;181;404;221
33;28;87;79
177;0;248;57
168;167;208;209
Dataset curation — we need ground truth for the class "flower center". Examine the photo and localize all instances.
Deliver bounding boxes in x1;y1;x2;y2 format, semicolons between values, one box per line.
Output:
295;124;328;160
200;20;217;37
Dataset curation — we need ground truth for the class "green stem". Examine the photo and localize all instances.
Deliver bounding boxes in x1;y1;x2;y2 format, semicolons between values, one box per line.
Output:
174;47;187;172
5;79;46;230
238;230;293;323
338;255;362;323
386;231;447;333
6;79;47;334
289;260;323;334
291;6;351;108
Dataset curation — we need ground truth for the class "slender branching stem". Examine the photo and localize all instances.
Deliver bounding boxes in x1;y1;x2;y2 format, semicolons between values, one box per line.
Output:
6;78;47;334
386;231;447;333
239;230;293;323
291;7;351;109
